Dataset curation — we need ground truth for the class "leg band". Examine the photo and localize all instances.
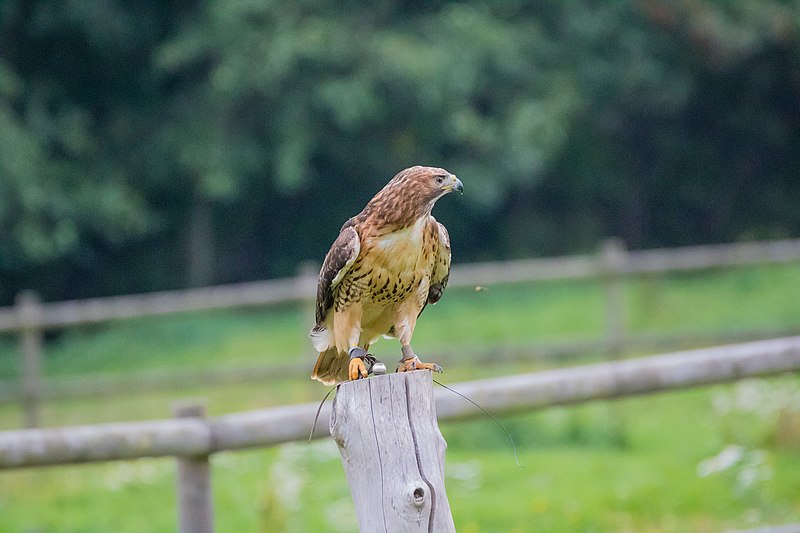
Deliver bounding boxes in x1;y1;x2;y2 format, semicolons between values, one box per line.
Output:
349;346;369;360
400;345;416;361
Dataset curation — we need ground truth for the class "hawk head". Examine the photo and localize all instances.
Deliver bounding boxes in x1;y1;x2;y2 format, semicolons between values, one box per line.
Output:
388;165;463;205
364;165;463;227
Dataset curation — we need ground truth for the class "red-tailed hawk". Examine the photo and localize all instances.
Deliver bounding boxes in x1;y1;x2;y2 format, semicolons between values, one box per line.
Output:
310;166;463;385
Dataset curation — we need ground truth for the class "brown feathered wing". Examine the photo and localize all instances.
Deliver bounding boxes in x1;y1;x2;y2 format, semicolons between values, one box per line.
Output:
310;221;360;384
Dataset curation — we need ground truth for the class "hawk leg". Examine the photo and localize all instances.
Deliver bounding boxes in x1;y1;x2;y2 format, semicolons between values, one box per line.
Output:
396;345;443;374
348;347;385;380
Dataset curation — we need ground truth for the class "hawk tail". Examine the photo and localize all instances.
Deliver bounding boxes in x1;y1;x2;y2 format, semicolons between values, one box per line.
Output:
311;347;347;385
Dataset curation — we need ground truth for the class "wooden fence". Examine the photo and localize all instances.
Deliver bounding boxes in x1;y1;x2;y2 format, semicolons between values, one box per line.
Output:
2;237;800;427
0;337;798;532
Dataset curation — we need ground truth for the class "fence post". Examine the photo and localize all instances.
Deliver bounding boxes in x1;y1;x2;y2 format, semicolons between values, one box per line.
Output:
173;403;214;533
330;371;456;533
16;291;44;428
600;238;628;356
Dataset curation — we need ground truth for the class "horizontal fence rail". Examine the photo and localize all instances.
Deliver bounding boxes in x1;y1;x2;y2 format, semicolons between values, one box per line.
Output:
0;278;315;333
450;238;800;287
2;325;799;406
1;238;799;333
724;526;800;533
1;336;798;470
2;236;800;428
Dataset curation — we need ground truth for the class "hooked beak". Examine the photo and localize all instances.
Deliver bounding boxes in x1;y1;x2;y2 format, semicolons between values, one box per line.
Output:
448;175;464;194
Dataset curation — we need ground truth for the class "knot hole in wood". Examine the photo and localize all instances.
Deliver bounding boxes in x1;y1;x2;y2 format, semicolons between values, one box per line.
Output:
412;486;425;506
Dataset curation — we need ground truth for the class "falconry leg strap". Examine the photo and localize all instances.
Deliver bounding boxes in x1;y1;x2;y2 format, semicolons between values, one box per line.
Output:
348;347;386;379
400;344;417;362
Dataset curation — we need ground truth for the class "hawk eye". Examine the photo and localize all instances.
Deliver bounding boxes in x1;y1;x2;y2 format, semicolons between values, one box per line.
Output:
435;174;446;184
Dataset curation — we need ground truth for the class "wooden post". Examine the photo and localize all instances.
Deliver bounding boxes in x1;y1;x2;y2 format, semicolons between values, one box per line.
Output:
17;291;44;428
330;371;455;533
173;403;214;533
600;238;628;356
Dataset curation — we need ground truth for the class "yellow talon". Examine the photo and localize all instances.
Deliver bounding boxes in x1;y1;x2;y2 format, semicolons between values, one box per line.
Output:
349;357;368;380
396;356;443;374
415;361;443;373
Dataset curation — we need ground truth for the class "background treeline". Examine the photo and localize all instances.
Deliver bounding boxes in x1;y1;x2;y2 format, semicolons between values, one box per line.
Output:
1;0;799;305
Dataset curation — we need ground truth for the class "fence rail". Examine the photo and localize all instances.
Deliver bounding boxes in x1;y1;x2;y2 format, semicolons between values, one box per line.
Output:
1;336;798;470
2;337;798;533
1;237;800;333
1;325;798;406
2;237;800;427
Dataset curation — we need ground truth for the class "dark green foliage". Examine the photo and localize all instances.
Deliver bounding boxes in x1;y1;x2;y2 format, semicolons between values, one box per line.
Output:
1;1;799;303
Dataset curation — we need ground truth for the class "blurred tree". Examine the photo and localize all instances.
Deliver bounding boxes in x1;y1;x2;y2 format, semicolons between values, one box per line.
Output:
0;0;798;303
151;0;581;273
0;0;189;299
521;0;800;253
0;62;151;287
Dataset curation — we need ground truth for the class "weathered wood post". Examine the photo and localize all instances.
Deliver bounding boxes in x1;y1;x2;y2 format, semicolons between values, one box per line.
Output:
330;370;455;533
600;238;628;357
16;291;44;428
173;402;214;533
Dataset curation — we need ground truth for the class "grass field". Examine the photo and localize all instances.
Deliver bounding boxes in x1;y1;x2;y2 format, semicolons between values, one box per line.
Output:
0;263;799;532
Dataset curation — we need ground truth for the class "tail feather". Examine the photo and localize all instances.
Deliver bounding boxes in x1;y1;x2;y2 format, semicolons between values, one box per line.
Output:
311;347;347;385
309;324;333;352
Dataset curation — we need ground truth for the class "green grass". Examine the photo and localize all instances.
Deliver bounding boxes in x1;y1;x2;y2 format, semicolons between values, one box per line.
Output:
1;380;799;533
1;263;800;532
3;263;800;383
